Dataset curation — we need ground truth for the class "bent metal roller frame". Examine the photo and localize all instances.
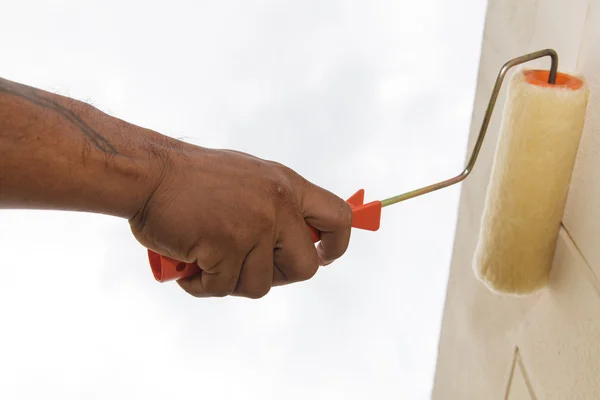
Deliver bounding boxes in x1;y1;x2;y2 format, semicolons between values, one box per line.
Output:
146;49;572;286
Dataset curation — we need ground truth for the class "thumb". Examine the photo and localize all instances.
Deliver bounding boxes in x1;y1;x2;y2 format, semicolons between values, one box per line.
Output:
301;182;352;265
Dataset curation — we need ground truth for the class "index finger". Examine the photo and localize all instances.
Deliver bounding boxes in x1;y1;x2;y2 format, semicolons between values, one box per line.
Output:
301;182;352;265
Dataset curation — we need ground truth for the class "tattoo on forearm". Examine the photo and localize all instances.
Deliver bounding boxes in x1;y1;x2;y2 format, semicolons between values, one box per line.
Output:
0;79;118;155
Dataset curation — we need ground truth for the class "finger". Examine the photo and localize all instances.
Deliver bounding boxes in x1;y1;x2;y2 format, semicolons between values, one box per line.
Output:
177;257;243;297
200;257;244;297
272;265;287;286
176;242;241;298
302;183;352;265
176;271;209;297
232;242;274;299
273;211;319;285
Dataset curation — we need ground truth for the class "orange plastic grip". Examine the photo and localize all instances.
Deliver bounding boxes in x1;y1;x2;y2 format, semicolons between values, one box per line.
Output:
147;189;382;282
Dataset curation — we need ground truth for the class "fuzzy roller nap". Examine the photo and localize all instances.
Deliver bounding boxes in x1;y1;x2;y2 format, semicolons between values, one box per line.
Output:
473;69;589;295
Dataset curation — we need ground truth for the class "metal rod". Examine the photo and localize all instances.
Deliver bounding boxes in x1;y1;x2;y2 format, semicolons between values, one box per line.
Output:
380;48;559;208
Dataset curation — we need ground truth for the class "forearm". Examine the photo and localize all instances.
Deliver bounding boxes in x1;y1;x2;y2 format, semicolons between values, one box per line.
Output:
0;77;171;220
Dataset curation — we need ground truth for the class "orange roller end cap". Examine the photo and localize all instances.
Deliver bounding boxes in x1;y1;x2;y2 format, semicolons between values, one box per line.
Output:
523;70;584;90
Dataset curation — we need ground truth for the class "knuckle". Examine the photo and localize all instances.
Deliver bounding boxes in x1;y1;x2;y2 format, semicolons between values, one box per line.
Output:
228;222;250;247
269;179;293;203
295;263;319;282
247;283;271;299
212;285;236;297
266;168;299;207
205;277;237;297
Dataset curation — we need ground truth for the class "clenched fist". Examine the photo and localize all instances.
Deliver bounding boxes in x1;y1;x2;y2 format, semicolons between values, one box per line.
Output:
129;145;352;298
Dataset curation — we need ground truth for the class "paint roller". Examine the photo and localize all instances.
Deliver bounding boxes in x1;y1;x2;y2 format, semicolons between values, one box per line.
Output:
473;54;588;295
147;49;589;296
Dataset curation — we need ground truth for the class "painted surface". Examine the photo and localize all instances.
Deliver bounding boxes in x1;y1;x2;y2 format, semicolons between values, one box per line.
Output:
432;0;600;398
563;0;600;278
506;349;535;400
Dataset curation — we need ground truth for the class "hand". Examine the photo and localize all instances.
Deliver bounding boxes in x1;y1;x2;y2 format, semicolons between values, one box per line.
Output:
0;77;351;296
129;143;352;299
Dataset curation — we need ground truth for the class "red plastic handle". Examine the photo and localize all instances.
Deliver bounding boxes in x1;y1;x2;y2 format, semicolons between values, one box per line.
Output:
147;189;382;282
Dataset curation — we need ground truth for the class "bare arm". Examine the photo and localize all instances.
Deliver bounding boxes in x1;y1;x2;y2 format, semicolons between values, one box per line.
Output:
0;77;352;298
0;77;165;218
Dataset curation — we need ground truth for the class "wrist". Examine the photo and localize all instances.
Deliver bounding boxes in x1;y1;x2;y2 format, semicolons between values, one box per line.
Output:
117;127;177;222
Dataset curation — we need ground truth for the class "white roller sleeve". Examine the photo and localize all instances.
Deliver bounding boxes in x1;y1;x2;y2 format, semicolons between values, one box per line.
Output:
473;70;589;295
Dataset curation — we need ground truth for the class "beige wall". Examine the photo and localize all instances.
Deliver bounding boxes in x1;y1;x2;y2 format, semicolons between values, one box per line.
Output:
432;0;600;398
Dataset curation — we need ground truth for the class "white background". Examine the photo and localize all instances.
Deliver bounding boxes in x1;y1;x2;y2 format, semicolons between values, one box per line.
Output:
0;1;486;398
